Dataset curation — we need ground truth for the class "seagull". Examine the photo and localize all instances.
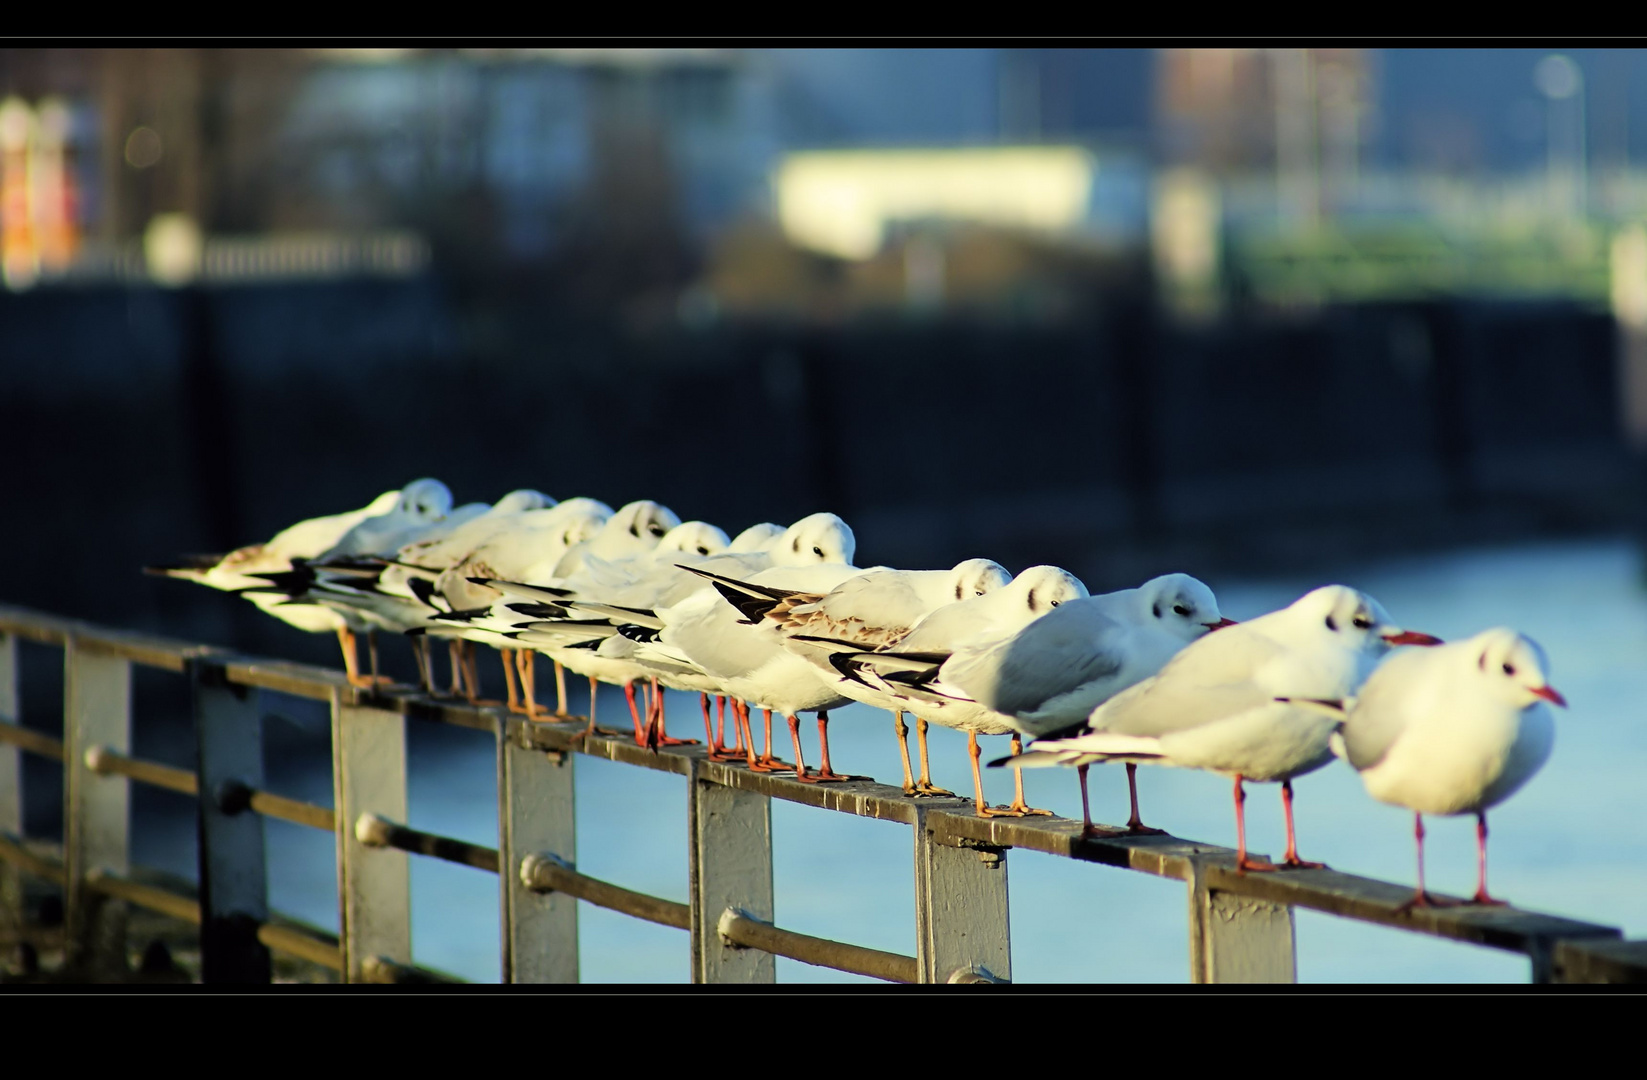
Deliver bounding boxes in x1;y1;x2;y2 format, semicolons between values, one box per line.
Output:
796;565;1090;812
1310;627;1562;908
1000;585;1442;866
627;513;861;778
144;487;402;684
747;558;1011;792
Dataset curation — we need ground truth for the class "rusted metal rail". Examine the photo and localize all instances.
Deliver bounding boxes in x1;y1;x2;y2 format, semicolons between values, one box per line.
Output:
0;602;1643;984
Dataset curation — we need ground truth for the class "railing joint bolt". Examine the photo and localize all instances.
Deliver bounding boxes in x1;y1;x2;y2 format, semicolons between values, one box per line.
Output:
214;779;252;816
354;812;394;848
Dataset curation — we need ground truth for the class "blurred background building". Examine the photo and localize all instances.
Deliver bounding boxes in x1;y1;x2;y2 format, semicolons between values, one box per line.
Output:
2;46;1645;657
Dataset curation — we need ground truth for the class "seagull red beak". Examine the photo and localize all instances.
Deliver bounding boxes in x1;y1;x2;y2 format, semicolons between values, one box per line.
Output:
1383;630;1444;646
1530;685;1568;708
1203;617;1238;630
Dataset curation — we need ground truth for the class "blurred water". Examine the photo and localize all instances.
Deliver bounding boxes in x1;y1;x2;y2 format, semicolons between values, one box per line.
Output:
154;537;1647;983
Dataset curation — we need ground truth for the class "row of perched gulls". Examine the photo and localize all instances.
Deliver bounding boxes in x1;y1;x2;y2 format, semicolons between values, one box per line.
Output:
149;478;1565;909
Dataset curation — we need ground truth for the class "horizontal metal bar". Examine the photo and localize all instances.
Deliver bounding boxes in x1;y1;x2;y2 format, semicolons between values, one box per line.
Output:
521;852;691;931
5;836;347;974
0;830;67;886
716;908;917;983
0;718;65;762
1552;938;1647;983
0;605;218;673
82;745;337;831
354;812;499;874
360;955;462;984
927;810;1622;959
249;790;336;832
85;745;196;796
257;923;344;972
86;866;201;924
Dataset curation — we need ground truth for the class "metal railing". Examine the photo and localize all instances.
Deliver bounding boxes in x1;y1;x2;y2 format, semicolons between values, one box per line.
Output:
1;602;1643;984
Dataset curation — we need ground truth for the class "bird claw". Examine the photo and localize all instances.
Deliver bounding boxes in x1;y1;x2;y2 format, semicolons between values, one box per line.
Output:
1236;856;1283;874
1125;822;1168;836
1468;892;1509;907
975;804;1027;819
1282;857;1329;870
1080;824;1127;841
1007;803;1054;816
910;783;957;798
1396;890;1464;912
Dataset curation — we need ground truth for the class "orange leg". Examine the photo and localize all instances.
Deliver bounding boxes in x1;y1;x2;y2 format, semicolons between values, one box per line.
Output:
502;648;522;712
747;708;793;773
787;713;813;782
1124;763;1166;835
649;678;698;747
625;681;646;746
554;660;569;718
806;712;850;782
1234;775;1280;873
337;626;368;689
893;711;916;794
913;717;954;797
1280;779;1326;869
969;730;1021;818
1005;735;1051;814
514;650;541;718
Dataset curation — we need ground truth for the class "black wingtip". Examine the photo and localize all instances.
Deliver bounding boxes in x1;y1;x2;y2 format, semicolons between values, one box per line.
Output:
710;580;782;624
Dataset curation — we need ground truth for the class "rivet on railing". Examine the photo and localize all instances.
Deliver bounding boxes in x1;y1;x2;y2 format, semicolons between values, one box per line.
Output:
354;812;394;848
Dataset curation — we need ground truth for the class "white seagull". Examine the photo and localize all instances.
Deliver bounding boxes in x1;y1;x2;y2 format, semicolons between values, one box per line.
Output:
796;565;1091;813
1311;627;1563;908
144;487;402;684
1001;585;1441;865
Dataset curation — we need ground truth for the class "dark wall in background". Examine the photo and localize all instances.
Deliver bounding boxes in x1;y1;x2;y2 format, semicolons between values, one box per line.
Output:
0;277;1631;669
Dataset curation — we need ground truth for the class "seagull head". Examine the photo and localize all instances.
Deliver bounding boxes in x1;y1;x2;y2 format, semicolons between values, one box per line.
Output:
1002;565;1089;616
1291;585;1441;655
774;512;856;567
493;489;556;514
1470;627;1566;709
397;478;454;521
1138;573;1230;643
947;558;1012;601
657;521;731;558
610;500;682;543
729;522;784;553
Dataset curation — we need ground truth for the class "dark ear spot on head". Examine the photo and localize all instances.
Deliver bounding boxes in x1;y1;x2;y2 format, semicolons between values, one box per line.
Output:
792;537;801;553
1027;588;1038;610
629;522;640;537
1479;650;1488;671
1325;615;1338;631
955;582;964;600
1152;602;1162;618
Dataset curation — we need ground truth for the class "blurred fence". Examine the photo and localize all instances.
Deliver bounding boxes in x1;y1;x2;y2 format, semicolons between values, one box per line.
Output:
3;604;1646;984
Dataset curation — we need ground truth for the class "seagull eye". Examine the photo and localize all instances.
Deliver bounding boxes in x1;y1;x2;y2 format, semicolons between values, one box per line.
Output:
975;589;986;596
650;524;667;537
697;546;709;555
1502;662;1516;676
812;546;824;557
1352;616;1372;630
1173;604;1190;617
1050;599;1060;607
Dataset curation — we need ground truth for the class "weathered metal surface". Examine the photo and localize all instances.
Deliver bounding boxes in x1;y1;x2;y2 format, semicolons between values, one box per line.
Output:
332;692;412;983
1551;938;1647;983
360;954;462;984
0;605;216;673
1188;857;1296;983
1199;864;1620;967
63;639;131;978
354;811;500;874
247;790;335;832
193;661;272;983
257;923;343;972
499;716;577;983
690;762;775;983
223;657;358;704
521;852;691;930
0;634;21;924
914;806;1011;984
716;907;916;983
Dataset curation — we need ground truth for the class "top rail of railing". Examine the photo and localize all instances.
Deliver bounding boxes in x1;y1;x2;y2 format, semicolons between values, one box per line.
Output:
1;601;1642;984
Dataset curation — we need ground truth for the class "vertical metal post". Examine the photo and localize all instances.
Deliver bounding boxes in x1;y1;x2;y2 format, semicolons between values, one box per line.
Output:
0;632;21;923
332;691;411;982
192;660;270;982
498;716;577;983
689;764;774;983
63;638;131;978
1187;863;1296;983
913;809;1011;984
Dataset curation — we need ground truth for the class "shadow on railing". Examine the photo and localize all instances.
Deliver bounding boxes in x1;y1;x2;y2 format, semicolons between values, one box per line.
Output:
1;603;1643;984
